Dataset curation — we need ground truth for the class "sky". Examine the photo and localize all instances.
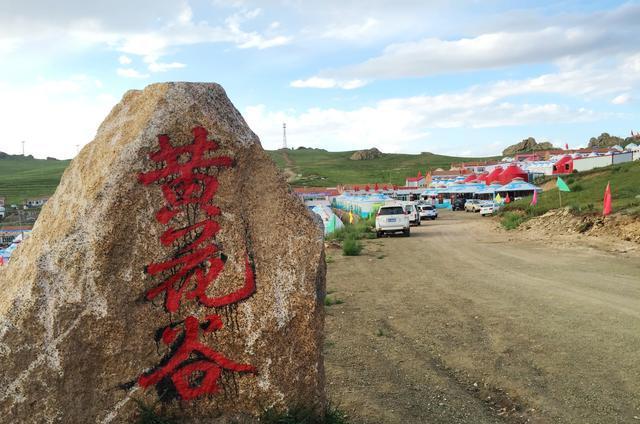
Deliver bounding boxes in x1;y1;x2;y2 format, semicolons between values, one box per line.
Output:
0;0;638;159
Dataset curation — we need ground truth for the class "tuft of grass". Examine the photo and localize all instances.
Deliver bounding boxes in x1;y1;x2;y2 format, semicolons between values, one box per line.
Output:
376;328;385;337
260;404;349;424
325;255;334;264
376;254;385;260
324;296;344;306
342;237;362;256
134;401;178;424
500;211;525;230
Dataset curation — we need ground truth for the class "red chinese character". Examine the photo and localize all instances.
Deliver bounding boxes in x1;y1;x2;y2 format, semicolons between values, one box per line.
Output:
138;315;257;400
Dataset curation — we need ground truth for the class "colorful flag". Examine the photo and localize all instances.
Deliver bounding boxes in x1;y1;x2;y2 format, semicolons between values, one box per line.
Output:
349;211;354;224
603;182;612;216
556;177;571;192
495;193;503;203
530;190;538;206
505;193;511;204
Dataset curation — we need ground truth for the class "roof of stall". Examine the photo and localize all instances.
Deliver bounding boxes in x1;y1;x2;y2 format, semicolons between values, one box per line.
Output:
495;179;542;193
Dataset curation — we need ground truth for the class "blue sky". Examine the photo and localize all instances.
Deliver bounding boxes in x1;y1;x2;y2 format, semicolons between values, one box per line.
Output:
0;0;638;159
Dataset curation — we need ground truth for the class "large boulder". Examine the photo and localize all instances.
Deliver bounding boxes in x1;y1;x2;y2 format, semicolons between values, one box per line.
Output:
0;82;326;423
349;147;383;160
502;137;554;156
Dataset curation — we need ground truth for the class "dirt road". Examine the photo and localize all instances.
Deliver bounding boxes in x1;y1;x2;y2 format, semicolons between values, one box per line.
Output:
324;210;640;424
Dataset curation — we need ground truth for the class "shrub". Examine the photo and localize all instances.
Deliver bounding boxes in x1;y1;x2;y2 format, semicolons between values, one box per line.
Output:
570;183;583;192
342;237;362;256
500;212;525;230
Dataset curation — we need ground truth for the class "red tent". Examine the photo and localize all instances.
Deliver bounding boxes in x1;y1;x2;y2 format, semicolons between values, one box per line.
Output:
364;184;370;192
552;155;573;174
484;166;503;185
497;164;528;184
476;172;489;183
374;183;379;191
463;173;478;183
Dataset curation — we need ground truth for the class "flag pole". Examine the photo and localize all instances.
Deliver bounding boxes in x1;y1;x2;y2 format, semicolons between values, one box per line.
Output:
558;189;562;208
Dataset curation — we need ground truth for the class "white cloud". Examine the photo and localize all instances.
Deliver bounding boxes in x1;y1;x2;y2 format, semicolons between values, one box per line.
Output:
147;61;186;73
321;17;379;40
0;77;115;159
290;77;367;90
116;67;149;78
299;3;640;84
118;55;132;65
245;84;601;154
611;93;632;105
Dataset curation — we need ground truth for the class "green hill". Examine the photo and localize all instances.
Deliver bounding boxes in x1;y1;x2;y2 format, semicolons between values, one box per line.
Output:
267;148;498;186
0;149;499;205
502;160;640;228
0;155;71;205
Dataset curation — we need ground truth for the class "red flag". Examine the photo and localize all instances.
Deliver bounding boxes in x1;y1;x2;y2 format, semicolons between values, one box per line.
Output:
565;143;569;150
383;184;388;191
365;184;370;192
354;185;360;192
374;183;379;191
505;193;511;204
603;182;612;216
530;190;538;206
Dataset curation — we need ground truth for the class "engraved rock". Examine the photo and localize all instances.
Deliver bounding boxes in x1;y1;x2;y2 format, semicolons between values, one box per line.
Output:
0;82;326;423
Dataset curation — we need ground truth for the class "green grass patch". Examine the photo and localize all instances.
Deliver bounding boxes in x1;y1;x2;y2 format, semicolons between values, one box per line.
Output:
0;155;71;205
502;161;640;228
267;148;498;187
500;211;526;230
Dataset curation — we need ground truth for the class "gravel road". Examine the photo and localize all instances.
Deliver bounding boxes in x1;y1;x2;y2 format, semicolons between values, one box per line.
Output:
324;210;640;424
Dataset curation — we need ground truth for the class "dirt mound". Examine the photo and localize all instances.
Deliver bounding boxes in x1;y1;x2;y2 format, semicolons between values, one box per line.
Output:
350;148;383;160
519;208;640;245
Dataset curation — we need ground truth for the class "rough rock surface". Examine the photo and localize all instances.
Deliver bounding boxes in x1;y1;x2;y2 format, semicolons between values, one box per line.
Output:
502;137;554;156
0;82;326;423
587;132;626;148
349;148;383;160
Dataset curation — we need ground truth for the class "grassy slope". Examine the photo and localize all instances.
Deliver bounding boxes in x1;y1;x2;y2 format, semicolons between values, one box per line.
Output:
0;156;71;205
502;160;640;227
267;148;499;186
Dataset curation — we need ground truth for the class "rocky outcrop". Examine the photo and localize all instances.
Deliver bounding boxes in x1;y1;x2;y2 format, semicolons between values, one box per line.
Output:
349;148;383;160
0;82;326;423
502;138;555;156
588;132;625;148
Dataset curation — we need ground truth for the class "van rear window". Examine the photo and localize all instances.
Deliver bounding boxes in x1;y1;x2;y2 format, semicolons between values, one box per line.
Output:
379;207;404;215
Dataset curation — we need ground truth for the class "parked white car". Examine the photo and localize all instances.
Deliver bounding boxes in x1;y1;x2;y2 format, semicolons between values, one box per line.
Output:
479;202;500;216
402;202;421;226
375;205;410;237
464;199;482;212
419;204;438;220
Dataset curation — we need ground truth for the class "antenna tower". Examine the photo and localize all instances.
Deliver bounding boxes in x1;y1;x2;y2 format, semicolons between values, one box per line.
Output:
282;122;287;149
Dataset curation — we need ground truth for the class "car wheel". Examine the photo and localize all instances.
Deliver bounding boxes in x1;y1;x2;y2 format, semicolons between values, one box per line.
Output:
376;231;382;238
403;228;410;237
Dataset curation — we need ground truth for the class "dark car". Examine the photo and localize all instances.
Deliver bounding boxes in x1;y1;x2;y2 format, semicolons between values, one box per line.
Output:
452;198;466;211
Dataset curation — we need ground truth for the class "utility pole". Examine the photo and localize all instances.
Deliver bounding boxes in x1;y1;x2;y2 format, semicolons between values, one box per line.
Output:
21;140;25;156
282;122;287;149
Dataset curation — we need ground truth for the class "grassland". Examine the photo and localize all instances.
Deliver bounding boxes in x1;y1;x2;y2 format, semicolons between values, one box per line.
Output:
501;160;640;228
266;148;498;186
0;155;71;205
